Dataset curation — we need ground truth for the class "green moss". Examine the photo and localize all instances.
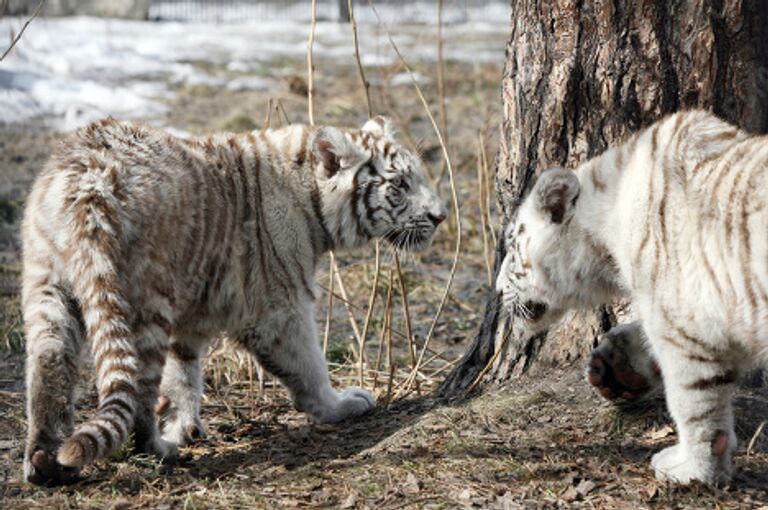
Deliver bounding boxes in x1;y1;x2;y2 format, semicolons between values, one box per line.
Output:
326;342;355;365
0;198;18;224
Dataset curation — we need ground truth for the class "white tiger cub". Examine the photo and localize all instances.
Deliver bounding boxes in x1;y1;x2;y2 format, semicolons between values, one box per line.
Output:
496;110;768;485
22;115;446;485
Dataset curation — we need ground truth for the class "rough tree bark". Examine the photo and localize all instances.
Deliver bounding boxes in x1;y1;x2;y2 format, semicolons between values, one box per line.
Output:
440;0;768;398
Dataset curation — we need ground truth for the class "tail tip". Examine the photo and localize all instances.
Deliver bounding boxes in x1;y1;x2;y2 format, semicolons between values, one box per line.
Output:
56;438;87;468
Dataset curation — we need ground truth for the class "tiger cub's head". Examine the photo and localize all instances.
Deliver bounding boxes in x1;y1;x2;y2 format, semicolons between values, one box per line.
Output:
313;116;447;252
496;168;619;332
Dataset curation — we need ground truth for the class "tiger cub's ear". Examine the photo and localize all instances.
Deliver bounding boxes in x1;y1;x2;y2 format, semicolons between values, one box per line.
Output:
534;167;580;224
313;127;366;178
362;116;396;138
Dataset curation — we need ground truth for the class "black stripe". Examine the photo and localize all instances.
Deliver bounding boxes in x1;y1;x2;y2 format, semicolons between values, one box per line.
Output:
686;370;737;390
93;422;115;451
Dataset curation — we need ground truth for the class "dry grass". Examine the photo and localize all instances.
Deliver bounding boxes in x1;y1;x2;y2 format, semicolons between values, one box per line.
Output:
0;17;767;510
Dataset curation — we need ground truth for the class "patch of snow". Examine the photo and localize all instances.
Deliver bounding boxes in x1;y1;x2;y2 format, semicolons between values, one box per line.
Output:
389;72;429;87
0;12;508;131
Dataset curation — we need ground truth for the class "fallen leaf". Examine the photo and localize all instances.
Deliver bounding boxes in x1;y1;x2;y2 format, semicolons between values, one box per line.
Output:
403;472;420;494
643;480;659;500
340;492;358;509
457;488;474;503
561;486;579;502
576;479;596;497
646;425;675;440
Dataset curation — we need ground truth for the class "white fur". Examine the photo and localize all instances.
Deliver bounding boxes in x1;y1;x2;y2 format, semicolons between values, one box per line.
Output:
497;110;766;485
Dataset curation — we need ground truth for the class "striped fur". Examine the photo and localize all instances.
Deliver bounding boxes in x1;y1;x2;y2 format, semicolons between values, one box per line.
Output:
22;116;446;485
497;110;767;485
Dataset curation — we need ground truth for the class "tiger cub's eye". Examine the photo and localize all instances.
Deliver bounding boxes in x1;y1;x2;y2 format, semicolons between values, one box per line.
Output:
391;176;410;191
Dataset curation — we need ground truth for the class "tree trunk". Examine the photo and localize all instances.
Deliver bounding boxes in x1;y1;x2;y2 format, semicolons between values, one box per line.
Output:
440;0;768;398
338;0;351;22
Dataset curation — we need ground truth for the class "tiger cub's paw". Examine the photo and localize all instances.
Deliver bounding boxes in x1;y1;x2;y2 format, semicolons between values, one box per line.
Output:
315;387;376;424
587;322;661;401
24;445;80;486
651;441;732;486
157;396;207;447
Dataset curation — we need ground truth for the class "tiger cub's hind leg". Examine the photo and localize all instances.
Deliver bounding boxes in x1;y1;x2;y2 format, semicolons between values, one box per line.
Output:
158;335;208;447
23;282;85;486
130;316;178;462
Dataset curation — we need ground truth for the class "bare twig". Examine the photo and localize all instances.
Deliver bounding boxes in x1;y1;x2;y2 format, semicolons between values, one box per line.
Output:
368;1;462;395
0;0;45;62
348;0;372;117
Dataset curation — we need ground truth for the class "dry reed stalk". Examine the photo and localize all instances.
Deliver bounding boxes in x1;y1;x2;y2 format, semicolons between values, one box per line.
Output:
306;0;317;125
247;355;255;404
479;129;497;247
377;76;434;182
367;1;462;395
435;0;450;185
394;254;420;394
747;420;767;458
276;99;291;126
384;363;396;407
348;0;373;117
427;356;458;378
372;269;395;391
0;0;44;61
304;3;361;367
263;98;273;129
358;242;382;385
315;281;455;363
347;4;382;388
322;258;335;354
462;323;515;398
477;135;492;286
332;255;363;355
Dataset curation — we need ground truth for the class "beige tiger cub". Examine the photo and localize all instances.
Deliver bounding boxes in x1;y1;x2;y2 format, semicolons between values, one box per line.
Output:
497;110;768;485
22;116;446;485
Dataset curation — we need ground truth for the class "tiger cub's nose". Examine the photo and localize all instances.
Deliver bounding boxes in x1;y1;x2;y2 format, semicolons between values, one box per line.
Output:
428;212;447;226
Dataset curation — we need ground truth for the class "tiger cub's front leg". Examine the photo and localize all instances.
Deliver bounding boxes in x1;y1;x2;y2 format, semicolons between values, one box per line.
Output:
237;303;375;423
645;324;737;485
